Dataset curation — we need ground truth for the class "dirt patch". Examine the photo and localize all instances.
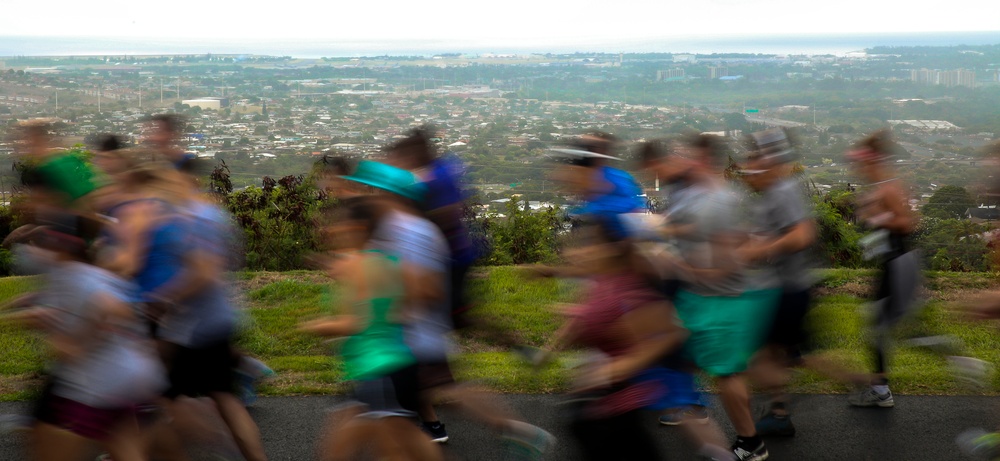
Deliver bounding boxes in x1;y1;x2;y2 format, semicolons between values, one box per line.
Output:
0;373;43;397
235;271;328;292
257;371;347;396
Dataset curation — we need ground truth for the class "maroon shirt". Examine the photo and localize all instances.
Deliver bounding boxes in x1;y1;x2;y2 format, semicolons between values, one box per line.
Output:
569;272;667;418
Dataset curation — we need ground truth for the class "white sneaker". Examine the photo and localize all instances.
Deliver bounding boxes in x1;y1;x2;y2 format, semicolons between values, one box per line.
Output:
848;387;894;408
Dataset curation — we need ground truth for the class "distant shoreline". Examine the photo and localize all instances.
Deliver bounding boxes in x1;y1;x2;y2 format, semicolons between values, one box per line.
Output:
0;31;997;58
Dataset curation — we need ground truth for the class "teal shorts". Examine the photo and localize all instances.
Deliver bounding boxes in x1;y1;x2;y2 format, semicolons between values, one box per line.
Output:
674;289;780;377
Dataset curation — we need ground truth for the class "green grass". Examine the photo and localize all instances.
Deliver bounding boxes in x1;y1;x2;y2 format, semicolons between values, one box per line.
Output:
1;269;1000;400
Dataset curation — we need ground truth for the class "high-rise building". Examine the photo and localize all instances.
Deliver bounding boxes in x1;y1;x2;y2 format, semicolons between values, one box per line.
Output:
911;68;975;88
709;66;728;79
656;68;686;81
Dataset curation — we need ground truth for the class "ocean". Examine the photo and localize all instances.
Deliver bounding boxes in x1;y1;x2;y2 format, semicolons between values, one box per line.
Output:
0;31;997;58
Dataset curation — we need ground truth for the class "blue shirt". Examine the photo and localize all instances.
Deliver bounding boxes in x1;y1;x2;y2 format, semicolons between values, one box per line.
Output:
422;157;477;266
134;218;190;303
575;166;644;238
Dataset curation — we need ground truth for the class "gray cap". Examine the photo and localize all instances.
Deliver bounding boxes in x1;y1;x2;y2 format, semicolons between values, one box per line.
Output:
749;128;797;166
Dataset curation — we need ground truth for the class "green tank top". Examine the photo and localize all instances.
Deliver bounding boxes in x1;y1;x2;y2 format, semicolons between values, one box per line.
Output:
36;153;95;203
340;250;415;381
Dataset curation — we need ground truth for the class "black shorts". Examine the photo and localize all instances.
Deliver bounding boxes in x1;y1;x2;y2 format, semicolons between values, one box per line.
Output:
352;364;421;418
656;279;682;303
765;288;813;362
416;361;456;391
164;339;238;399
450;262;474;329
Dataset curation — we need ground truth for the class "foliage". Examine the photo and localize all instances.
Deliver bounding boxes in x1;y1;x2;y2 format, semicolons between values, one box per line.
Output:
811;188;866;268
922;185;975;220
912;218;993;272
475;199;563;265
223;172;333;271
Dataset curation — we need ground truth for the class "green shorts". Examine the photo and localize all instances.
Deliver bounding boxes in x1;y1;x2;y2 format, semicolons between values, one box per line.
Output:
674;289;780;377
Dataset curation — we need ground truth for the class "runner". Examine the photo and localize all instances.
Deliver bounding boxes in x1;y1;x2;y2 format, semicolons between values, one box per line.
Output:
99;162;267;461
738;129;818;436
340;160;555;459
536;216;686;461
654;134;776;461
143;114;193;168
386;128;480;330
3;225;165;461
844;129;921;408
637;140;736;461
550;132;645;236
299;197;442;461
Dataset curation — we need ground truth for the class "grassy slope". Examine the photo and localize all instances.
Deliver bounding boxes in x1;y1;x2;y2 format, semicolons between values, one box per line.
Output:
1;268;1000;400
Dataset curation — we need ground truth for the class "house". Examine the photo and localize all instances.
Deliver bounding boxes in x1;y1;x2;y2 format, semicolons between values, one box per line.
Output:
966;205;1000;222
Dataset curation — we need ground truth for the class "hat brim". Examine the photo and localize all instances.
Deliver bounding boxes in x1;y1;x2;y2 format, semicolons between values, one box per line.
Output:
549;148;621;161
340;175;420;201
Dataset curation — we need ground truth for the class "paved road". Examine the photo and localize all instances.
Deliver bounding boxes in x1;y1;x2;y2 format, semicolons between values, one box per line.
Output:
0;394;996;460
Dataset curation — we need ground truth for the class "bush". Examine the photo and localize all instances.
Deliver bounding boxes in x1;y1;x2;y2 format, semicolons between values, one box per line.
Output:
812;189;866;268
224;174;333;271
475;199;563;265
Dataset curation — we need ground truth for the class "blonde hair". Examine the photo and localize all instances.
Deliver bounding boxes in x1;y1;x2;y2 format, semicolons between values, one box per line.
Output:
120;159;194;206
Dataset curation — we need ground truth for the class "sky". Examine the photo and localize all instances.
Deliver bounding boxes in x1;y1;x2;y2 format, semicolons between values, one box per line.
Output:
4;0;999;46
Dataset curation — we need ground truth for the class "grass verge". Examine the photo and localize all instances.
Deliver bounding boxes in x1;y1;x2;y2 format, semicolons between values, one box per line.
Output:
1;268;999;400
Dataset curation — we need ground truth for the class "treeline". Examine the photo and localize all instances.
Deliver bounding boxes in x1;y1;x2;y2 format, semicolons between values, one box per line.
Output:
0;155;993;274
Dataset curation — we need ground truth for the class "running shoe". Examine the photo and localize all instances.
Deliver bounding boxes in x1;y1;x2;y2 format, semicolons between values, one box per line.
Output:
848;387;894;408
755;413;796;437
235;358;275;407
0;414;33;434
503;422;556;461
658;406;710;426
731;441;768;461
905;335;964;355
513;345;549;369
958;429;1000;460
948;356;992;391
422;421;449;443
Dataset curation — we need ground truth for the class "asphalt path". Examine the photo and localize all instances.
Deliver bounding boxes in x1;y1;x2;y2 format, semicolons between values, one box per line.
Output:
0;394;996;460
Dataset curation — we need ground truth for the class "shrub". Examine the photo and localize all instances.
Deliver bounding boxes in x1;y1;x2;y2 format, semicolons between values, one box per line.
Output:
475;199;563;265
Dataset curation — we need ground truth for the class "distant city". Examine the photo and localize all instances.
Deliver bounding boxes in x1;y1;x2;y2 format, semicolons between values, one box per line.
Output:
0;40;999;213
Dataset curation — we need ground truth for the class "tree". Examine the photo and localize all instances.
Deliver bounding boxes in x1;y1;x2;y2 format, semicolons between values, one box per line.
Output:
913;218;991;271
922;185;974;219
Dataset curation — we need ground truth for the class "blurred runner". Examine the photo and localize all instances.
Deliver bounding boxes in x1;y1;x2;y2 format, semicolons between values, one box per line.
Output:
340;160;555;459
535;217;686;461
98;162;267;461
637;140;736;460
653;134;776;461
3;224;165;461
549;132;645;237
143;114;193;168
738;129;817;437
845;129;921;408
300;197;442;461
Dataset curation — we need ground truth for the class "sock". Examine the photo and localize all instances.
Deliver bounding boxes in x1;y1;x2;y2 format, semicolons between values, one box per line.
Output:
736;435;762;450
872;385;890;395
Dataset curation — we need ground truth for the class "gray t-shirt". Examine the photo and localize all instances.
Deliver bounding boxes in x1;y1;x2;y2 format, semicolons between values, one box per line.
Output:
370;210;452;363
42;263;166;408
671;183;746;296
158;201;237;348
746;178;816;292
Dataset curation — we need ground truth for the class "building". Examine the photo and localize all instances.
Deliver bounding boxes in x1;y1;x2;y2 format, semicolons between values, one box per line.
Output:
672;54;696;63
182;98;222;110
656;68;686;81
708;66;728;79
910;68;975;88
